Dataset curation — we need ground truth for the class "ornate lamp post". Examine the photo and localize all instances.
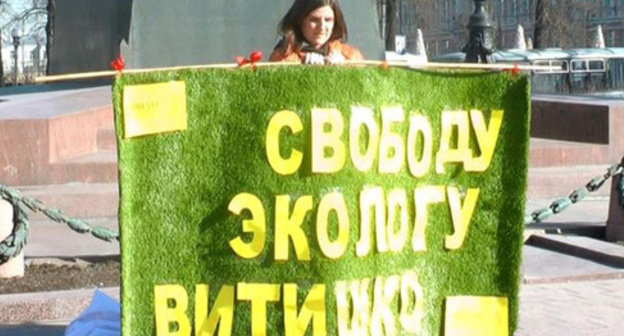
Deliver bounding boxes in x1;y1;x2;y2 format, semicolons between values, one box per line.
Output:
463;0;495;63
11;28;20;85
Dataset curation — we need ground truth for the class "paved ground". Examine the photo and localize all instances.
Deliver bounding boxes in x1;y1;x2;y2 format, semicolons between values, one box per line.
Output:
2;196;624;332
0;322;66;336
4;278;624;335
517;279;624;336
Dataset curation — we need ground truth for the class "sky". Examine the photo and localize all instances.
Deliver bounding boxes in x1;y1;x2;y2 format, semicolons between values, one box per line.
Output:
1;0;47;46
5;0;28;11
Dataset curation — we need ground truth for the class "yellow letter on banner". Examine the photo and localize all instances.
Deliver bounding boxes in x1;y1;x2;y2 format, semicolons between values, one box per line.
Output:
445;187;480;250
312;108;346;173
237;283;281;336
436;110;471;174
379;106;405;174
336;278;371;336
316;192;350;259
228;193;265;259
412;186;445;252
154;285;191;336
400;271;424;333
386;189;409;252
284;284;326;336
407;114;433;177
266;110;304;175
465;109;504;172
195;284;234;336
356;187;386;257
275;195;312;261
350;107;379;172
444;296;508;336
370;275;399;336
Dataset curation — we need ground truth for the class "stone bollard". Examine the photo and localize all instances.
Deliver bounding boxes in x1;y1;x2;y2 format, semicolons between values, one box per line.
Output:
0;199;24;278
606;173;624;242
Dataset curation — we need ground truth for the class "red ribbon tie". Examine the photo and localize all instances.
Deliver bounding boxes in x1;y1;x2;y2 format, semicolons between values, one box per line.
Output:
505;63;519;77
111;55;125;72
235;50;263;69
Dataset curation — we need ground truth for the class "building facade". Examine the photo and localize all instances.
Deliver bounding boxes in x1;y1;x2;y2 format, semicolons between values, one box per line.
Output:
382;0;624;57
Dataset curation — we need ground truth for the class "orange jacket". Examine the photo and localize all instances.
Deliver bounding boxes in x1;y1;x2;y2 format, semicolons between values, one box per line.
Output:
269;40;364;62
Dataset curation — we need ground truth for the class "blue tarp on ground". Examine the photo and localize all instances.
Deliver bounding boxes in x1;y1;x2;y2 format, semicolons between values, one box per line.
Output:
64;290;120;336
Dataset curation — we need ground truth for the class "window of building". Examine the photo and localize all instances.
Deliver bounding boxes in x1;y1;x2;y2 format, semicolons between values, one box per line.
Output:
519;0;529;15
510;0;517;16
605;0;617;17
606;30;616;47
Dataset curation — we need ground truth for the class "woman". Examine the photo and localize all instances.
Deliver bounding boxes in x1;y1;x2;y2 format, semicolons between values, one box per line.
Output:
270;0;363;64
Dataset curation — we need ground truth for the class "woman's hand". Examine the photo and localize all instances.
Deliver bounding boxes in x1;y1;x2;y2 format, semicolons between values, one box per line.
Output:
303;52;325;65
327;51;346;65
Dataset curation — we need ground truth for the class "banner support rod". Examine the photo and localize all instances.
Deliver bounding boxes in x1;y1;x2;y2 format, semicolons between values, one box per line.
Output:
35;61;556;83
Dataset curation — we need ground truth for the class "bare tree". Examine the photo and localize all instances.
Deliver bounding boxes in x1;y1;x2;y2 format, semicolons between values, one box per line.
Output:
46;0;54;75
1;0;48;85
533;0;547;48
0;0;9;86
533;0;598;48
384;0;398;51
0;27;4;86
409;0;471;54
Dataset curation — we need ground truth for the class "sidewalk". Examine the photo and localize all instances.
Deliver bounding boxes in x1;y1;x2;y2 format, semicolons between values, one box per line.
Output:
517;278;624;336
1;194;624;335
518;194;624;335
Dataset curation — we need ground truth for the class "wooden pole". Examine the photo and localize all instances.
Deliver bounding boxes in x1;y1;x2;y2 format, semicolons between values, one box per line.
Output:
0;199;24;278
34;61;556;83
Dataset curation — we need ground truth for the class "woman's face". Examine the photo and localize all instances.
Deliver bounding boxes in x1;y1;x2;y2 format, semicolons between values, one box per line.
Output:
301;5;335;48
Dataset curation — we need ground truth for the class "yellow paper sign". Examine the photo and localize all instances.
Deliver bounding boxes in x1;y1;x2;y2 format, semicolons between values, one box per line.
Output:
444;296;508;336
122;81;187;138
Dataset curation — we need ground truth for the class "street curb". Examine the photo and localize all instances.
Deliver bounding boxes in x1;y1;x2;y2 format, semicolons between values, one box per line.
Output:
0;287;119;324
523;271;624;284
528;233;624;267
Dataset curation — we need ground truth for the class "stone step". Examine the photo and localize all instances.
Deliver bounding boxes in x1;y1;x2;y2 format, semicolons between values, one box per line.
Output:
529;138;610;168
527;164;614;200
0;86;113;186
17;183;119;221
97;127;117;150
527;233;624;268
0;287;119;324
48;149;118;184
12;164;612;221
25;217;119;258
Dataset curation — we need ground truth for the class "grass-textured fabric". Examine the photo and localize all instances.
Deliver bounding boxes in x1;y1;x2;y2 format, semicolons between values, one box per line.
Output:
113;66;530;335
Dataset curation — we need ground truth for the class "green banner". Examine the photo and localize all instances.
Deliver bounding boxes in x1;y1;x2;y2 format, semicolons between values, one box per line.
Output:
113;67;530;336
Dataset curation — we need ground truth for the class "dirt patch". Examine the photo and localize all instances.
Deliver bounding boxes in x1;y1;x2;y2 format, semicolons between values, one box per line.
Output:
0;259;120;295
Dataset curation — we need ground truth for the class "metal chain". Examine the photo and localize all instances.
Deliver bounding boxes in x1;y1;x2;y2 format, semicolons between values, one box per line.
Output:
2;157;623;261
525;161;624;225
0;183;118;264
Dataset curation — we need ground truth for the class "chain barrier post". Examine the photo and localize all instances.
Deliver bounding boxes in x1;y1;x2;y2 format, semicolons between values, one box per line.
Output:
606;157;624;242
526;161;623;226
0;182;118;263
0;199;24;278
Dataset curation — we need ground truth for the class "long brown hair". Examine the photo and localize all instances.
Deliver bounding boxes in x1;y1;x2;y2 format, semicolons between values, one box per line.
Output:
276;0;348;53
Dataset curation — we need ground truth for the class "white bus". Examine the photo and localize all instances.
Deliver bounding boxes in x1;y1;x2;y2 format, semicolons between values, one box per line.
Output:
433;48;624;96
